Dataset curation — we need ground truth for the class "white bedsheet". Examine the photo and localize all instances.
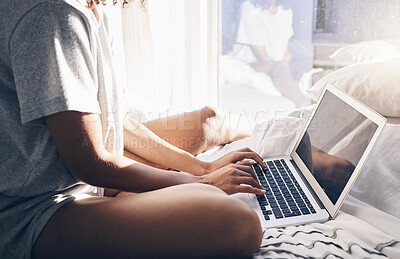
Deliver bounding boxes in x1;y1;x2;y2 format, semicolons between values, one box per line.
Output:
197;112;400;258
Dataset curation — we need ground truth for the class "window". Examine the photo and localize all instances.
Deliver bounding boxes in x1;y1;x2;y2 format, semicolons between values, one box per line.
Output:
313;0;331;33
119;0;400;123
218;0;400;125
218;0;314;123
121;0;217;120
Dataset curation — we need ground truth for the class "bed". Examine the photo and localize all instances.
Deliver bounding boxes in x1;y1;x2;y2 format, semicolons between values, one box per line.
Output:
199;52;400;258
198;115;400;258
124;40;400;258
218;54;308;119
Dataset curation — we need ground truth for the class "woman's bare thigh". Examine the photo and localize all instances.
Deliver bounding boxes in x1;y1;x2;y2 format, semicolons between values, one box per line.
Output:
32;183;262;259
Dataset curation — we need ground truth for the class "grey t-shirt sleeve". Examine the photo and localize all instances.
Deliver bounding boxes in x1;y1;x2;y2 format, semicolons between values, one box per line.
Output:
9;2;101;125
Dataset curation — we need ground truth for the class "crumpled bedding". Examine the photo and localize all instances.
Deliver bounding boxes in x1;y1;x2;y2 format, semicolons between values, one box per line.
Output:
254;196;400;258
197;108;400;258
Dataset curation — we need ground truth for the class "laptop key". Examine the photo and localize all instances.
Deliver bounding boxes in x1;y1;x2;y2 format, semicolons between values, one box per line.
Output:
300;208;310;214
258;201;268;206
256;195;266;201
278;200;287;206
270;203;279;208
298;203;307;208
272;188;280;193
280;204;288;209
292;210;302;216
272;207;283;215
274;213;284;219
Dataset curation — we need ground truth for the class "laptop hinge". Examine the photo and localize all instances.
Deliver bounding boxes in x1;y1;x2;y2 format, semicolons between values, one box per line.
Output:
290;159;325;210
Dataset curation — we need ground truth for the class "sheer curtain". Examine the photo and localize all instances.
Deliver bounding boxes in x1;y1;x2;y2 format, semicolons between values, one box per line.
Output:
120;0;218;119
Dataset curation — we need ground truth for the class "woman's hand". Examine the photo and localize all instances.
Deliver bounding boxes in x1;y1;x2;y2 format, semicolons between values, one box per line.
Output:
200;162;265;195
204;148;265;174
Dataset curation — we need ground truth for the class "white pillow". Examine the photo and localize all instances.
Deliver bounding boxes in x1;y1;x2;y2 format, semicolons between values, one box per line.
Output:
308;57;400;117
330;40;400;65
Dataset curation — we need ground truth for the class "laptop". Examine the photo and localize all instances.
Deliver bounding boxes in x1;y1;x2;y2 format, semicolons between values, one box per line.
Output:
234;83;386;228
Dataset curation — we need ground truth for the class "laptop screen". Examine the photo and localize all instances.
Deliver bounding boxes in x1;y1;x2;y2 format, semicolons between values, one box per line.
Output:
295;91;378;204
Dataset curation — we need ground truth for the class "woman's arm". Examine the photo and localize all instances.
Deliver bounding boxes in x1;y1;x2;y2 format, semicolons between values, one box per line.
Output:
45;111;264;194
123;116;208;175
123;115;264;175
250;45;272;62
249;45;277;74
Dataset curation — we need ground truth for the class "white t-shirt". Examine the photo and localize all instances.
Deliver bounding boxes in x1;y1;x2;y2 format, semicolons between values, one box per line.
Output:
232;1;294;63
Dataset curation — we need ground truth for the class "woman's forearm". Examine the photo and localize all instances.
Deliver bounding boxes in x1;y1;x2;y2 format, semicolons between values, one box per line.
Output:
80;152;202;193
44;111;263;195
123;116;210;175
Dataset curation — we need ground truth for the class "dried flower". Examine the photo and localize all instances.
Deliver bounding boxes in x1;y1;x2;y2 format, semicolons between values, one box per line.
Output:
86;0;147;9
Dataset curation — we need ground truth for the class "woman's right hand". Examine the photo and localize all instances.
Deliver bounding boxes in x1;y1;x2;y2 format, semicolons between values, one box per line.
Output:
200;162;265;195
203;147;265;175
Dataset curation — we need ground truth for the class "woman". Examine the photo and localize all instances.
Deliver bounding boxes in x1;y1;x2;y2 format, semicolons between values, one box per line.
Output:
232;0;308;107
0;0;266;258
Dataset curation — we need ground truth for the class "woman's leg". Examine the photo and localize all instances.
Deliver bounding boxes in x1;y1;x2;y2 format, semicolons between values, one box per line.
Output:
271;61;308;108
32;183;262;258
143;106;250;156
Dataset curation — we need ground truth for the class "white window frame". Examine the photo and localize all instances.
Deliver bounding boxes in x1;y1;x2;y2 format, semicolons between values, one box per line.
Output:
189;0;219;108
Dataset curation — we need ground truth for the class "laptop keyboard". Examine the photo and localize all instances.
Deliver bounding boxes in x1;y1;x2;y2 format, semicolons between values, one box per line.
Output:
253;159;317;221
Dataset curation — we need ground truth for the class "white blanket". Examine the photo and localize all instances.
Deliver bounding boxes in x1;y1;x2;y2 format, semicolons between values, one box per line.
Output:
197;112;400;258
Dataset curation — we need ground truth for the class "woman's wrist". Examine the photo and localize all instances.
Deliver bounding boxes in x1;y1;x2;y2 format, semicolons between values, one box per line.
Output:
190;158;212;175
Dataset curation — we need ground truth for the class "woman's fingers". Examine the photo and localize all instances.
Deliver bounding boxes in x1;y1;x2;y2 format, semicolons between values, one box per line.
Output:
236;158;256;166
232;151;264;166
203;162;266;195
232;148;264;165
234;176;263;190
231;165;264;191
235;185;266;195
234;164;258;180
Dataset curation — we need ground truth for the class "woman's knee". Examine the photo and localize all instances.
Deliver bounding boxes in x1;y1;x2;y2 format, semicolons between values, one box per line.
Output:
200;106;229;136
167;183;227;197
200;106;218;120
200;106;226;129
193;194;262;257
220;197;263;256
140;184;262;257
